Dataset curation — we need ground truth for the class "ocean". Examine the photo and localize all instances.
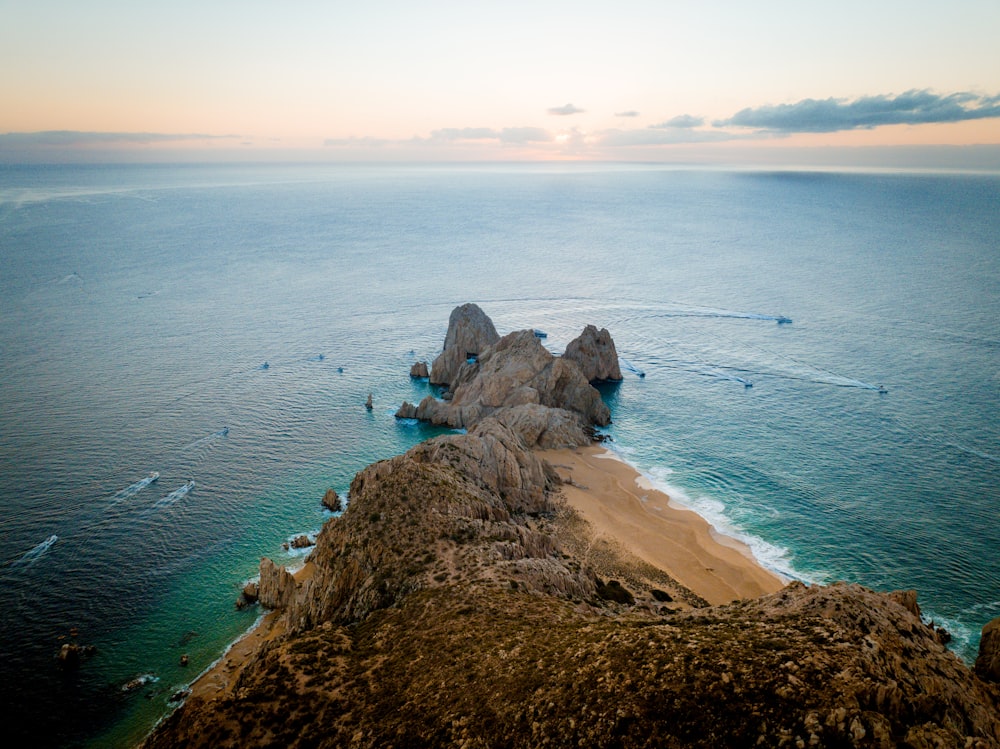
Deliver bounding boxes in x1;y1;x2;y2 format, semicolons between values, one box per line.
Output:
1;162;997;747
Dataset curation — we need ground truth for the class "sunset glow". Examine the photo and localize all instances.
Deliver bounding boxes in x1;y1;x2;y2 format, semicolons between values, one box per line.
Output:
2;0;999;166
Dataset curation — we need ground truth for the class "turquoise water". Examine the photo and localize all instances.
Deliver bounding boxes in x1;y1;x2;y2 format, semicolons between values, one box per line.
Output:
1;163;997;747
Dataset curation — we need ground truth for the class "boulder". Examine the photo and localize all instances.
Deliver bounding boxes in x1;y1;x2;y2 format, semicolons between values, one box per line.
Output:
563;324;623;383
429;303;500;386
242;581;259;603
409;361;429;378
291;535;314;549
322;488;343;513
975;615;1000;682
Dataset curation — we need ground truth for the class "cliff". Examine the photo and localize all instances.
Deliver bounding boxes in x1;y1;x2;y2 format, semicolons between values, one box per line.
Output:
142;306;1000;749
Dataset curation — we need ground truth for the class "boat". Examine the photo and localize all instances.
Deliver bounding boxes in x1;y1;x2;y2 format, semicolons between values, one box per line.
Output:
533;329;548;338
775;316;792;325
149;471;160;482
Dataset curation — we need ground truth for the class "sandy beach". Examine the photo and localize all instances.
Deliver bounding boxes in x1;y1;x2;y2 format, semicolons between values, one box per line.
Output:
541;444;784;605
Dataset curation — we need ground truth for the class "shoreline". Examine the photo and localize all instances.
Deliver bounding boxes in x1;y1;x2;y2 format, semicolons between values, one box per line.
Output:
541;444;785;605
182;562;315;704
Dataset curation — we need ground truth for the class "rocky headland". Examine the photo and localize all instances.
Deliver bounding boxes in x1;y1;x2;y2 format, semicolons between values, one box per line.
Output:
142;304;1000;748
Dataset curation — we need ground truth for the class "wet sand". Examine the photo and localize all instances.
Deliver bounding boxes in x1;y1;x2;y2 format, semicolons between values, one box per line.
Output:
541;444;785;605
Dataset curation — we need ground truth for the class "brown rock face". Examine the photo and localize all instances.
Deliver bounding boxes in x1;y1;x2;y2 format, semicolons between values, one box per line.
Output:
257;557;296;610
429;303;500;386
977;616;1000;683
399;329;610;433
142;306;1000;749
564;324;623;382
145;437;1000;749
321;488;342;512
409;361;429;378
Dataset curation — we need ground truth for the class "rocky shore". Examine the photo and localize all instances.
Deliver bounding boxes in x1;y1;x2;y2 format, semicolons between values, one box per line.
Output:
141;304;1000;748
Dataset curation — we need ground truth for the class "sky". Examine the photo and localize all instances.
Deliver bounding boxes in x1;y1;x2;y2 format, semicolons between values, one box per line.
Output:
2;0;999;167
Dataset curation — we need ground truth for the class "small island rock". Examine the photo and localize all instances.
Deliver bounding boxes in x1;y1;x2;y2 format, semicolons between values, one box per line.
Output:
409;361;429;378
322;488;343;512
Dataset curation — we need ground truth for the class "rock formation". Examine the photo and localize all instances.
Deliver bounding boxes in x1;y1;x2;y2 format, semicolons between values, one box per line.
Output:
142;306;1000;749
564;324;623;382
321;488;342;512
241;580;260;603
409;361;429;378
257;557;297;611
143;413;1000;747
977;616;1000;683
429;302;500;386
398;327;610;435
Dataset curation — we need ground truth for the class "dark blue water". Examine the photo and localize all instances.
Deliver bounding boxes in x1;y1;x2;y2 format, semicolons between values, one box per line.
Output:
1;163;998;747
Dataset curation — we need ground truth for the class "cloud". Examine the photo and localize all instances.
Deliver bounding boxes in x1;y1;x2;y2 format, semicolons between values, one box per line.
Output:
427;127;499;142
651;114;705;129
614;110;640;118
0;130;239;147
715;90;1000;133
327;127;552;149
597;128;735;147
547;103;585;116
499;127;552;144
324;136;394;147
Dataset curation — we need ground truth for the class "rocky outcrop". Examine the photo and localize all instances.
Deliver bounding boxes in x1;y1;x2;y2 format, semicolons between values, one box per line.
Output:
142;307;1000;749
257;557;296;610
564;324;623;382
146;479;1000;749
321;488;342;512
409;361;429;378
429;303;499;386
398;328;610;434
977;616;1000;683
